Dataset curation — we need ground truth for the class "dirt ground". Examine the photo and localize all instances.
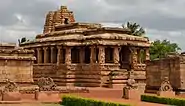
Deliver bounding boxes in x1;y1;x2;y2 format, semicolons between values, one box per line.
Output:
0;103;61;106
62;88;167;106
0;88;174;106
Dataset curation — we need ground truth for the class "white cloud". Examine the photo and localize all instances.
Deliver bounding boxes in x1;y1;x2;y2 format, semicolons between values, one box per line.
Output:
0;0;184;51
147;29;185;50
101;23;122;28
0;21;39;43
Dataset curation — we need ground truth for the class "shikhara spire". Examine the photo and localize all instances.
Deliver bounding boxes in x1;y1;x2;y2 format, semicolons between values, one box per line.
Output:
43;6;75;33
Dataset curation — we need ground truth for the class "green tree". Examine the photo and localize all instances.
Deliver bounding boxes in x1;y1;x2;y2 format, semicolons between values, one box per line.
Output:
122;21;145;36
21;37;26;43
149;39;181;60
18;37;27;45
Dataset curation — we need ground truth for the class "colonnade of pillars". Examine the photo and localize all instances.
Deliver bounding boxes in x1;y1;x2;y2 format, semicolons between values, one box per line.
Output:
35;46;150;65
35;46;120;65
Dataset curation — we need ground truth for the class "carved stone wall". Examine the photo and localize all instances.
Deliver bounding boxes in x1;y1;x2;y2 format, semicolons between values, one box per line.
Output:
0;60;33;83
32;46;147;88
146;56;182;92
128;47;147;89
0;43;16;50
108;70;129;88
33;64;101;87
0;47;35;84
178;55;185;89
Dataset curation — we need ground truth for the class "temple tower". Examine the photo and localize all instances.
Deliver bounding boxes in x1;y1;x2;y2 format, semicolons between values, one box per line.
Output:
43;6;75;33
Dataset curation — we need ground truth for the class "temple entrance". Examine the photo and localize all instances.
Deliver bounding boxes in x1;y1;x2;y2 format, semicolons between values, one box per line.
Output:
119;46;131;70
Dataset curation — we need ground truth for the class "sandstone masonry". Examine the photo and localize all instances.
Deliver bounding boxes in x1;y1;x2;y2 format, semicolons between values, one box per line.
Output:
20;6;150;89
0;43;35;84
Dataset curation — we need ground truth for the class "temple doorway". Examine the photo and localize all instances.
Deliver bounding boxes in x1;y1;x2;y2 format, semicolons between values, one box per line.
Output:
119;46;131;70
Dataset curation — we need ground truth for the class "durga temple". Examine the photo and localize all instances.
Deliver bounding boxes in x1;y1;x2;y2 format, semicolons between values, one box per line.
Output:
0;6;151;90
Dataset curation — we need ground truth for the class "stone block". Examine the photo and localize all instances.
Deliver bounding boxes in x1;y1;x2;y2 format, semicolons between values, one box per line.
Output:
157;91;175;97
2;92;21;101
0;93;2;101
112;84;125;89
35;91;60;101
122;88;141;100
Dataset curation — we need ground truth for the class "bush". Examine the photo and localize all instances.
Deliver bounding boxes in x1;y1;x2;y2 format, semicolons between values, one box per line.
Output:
141;95;185;106
61;95;131;106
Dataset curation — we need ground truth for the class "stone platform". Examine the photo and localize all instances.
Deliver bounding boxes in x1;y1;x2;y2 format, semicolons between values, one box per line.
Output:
157;91;175;97
122;88;142;100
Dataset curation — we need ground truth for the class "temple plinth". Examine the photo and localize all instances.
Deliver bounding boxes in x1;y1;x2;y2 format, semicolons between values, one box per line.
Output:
20;6;150;89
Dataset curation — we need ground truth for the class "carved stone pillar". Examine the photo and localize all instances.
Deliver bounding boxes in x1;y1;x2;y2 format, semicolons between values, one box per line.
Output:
98;46;105;64
137;49;141;63
80;47;85;64
57;46;62;65
145;48;150;61
37;48;42;64
131;47;138;64
65;47;71;65
129;47;139;71
61;49;64;64
90;46;95;64
43;47;48;63
114;47;120;64
50;47;54;63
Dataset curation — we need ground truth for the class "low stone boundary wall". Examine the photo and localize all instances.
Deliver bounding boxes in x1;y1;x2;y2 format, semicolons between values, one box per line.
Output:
0;78;89;101
0;87;89;101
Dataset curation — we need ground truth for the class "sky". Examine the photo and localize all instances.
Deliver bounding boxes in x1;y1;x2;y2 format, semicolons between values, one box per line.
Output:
0;0;185;50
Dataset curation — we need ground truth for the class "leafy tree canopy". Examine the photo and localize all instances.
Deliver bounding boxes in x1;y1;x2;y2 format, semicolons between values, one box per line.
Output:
21;37;26;43
122;21;145;37
18;37;28;45
122;22;181;60
149;39;181;60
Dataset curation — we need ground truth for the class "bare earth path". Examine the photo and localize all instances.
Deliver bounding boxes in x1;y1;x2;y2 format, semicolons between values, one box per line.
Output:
0;104;60;106
63;88;167;106
0;88;172;106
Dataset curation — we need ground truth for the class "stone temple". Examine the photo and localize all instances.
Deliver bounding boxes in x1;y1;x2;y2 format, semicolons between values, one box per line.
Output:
20;6;150;88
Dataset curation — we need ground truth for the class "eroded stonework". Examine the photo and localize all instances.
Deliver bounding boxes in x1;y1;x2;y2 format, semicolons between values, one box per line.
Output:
146;54;185;93
3;79;18;92
0;43;35;83
20;6;150;89
159;77;173;91
37;77;56;91
43;6;75;33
